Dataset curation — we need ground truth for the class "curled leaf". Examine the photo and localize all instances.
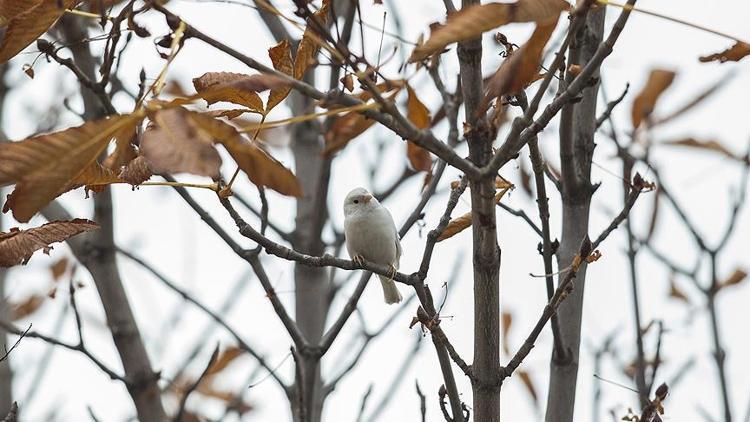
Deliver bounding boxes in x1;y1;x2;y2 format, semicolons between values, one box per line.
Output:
0;219;100;267
0;0;77;63
193;72;287;114
405;85;433;171
118;156;153;186
436;211;472;242
294;0;330;79
267;39;293;113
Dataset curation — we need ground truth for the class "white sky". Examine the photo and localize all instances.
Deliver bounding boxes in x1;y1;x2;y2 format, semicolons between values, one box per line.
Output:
2;0;750;421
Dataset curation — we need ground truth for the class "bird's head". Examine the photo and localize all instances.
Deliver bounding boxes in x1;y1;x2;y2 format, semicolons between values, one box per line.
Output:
344;187;378;216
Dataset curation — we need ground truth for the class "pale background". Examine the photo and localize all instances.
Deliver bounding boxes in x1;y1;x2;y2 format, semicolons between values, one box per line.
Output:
1;0;749;420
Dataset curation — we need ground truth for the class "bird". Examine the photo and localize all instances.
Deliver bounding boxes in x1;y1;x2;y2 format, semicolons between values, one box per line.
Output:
343;187;403;304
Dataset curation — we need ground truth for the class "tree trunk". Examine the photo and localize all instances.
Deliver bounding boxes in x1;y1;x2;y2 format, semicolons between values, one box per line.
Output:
47;18;167;421
0;61;14;417
545;8;605;422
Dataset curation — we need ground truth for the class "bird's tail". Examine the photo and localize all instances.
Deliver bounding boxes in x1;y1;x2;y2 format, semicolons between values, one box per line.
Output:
379;276;402;304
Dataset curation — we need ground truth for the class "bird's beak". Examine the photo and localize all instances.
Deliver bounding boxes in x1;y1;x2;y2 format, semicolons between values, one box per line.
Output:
362;194;372;204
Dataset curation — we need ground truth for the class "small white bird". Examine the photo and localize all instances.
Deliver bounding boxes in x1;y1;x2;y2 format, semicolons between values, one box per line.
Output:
343;187;403;304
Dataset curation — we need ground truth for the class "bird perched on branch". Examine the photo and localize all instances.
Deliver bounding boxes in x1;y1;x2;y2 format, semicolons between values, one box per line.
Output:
343;187;403;304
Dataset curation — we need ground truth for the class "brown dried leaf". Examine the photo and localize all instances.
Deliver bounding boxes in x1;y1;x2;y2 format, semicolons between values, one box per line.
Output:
206;347;244;378
661;138;740;161
699;41;750;63
501;311;513;355
0;219;99;267
481;18;558;112
409;0;568;62
405;85;433;172
631;69;676;129
50;257;68;280
203;109;249;119
294;0;330;79
323;112;377;157
0;114;142;222
668;276;689;303
517;370;539;404
104;125;138;170
118;156;153;185
0;0;77;63
141;108;223;178
193;72;287;114
188;113;303;197
267;39;293;113
62;162;125;193
11;294;45;320
341;74;354;92
720;268;747;289
436;211;472;242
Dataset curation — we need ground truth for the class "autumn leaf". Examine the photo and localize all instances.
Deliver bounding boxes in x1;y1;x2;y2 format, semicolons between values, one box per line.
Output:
50;257;68;280
409;0;569;62
10;295;45;320
668;277;689;303
517;370;539;405
699;41;750;63
437;211;472;241
118;156;153;186
62;162;126;193
141;108;223;178
405;85;433;172
481;18;558;113
631;69;676;129
267;40;293;113
323;111;377;157
501;311;513;355
0;114;143;222
187;112;302;197
103;124;138;170
718;268;747;290
661;138;742;162
0;0;78;63
192;72;287;115
0;219;99;267
0;0;38;25
205;347;244;378
294;0;330;79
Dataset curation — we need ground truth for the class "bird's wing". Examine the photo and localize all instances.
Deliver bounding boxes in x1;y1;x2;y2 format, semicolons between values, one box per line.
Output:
389;210;402;267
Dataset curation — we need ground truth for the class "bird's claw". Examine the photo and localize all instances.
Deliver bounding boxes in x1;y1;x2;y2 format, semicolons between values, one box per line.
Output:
352;255;365;267
387;264;397;280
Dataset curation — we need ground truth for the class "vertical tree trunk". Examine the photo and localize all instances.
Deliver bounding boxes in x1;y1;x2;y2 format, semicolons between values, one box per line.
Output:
49;18;167;422
545;8;605;422
0;61;14;417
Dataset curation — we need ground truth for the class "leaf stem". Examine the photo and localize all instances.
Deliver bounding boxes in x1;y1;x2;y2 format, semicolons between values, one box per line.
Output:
238;102;381;133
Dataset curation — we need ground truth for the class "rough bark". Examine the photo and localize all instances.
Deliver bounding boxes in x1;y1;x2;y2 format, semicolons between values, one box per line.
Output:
545;8;606;422
0;61;13;417
42;17;167;421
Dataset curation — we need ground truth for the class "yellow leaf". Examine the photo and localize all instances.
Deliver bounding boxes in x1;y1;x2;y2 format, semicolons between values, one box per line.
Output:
631;69;676;129
0;0;78;63
699;41;750;63
267;39;293;113
0;114;142;222
409;0;568;62
294;0;330;79
406;85;433;172
0;219;99;267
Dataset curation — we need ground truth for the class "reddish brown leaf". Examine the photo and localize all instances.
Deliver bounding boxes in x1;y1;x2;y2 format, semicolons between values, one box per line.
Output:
436;211;472;242
141;108;223;178
0;219;99;267
0;114;143;222
341;74;354;92
481;18;558;112
661;138;741;161
294;0;330;79
193;72;286;114
631;69;676;129
699;41;750;63
0;0;77;63
267;40;293;113
405;85;433;172
118;156;153;186
409;0;568;62
11;294;45;320
50;257;68;280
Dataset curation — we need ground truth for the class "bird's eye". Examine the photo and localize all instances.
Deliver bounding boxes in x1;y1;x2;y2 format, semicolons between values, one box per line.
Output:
353;199;359;204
